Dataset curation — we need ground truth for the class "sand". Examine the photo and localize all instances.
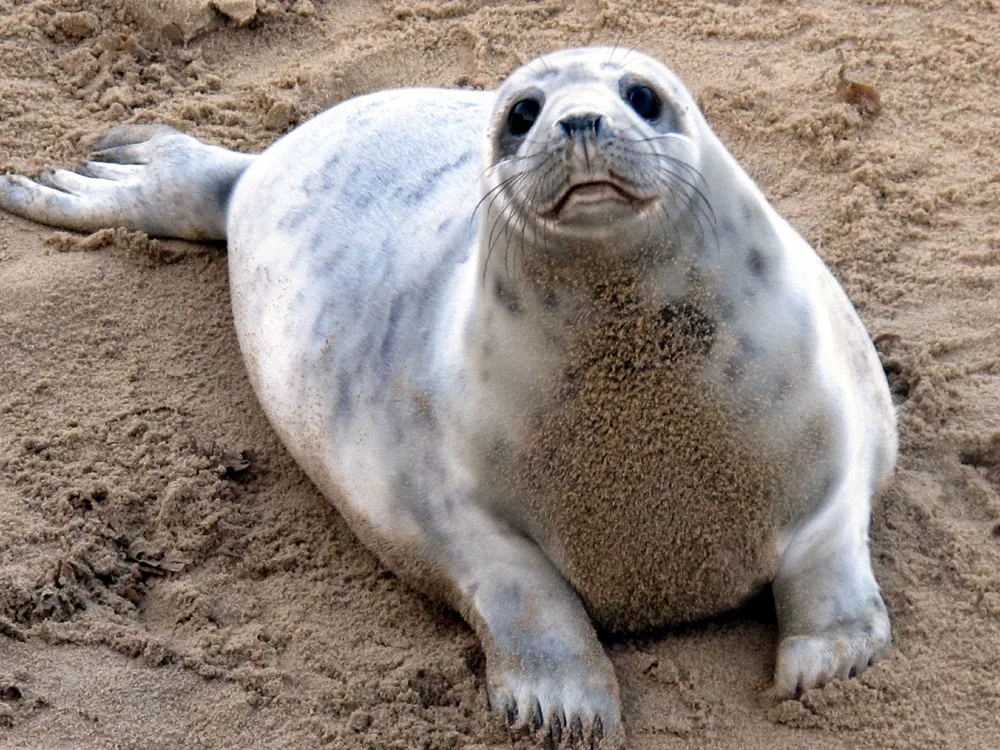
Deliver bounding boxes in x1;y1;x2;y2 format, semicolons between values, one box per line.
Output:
1;0;999;748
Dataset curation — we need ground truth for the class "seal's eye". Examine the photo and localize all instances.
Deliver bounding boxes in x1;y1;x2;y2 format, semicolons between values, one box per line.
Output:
625;84;662;121
508;98;541;136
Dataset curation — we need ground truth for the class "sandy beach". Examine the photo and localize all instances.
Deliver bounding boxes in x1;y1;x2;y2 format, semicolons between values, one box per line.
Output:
1;1;1000;747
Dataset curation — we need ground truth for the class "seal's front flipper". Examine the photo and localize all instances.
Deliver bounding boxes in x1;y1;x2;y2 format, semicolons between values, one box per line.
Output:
0;125;254;241
770;481;891;698
444;520;622;745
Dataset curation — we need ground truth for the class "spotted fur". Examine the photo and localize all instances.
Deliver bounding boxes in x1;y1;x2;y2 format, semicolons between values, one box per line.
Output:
0;47;897;743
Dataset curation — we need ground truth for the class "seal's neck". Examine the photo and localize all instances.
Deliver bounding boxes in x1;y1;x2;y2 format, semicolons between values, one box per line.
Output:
463;243;721;438
473;228;714;332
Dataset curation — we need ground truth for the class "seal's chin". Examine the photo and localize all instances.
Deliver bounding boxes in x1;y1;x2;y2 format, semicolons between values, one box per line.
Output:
547;181;649;226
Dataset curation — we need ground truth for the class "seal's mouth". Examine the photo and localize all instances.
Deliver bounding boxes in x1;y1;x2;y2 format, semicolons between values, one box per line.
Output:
547;180;648;219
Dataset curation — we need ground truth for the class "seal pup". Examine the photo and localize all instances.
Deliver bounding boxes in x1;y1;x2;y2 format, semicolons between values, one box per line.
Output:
0;47;897;744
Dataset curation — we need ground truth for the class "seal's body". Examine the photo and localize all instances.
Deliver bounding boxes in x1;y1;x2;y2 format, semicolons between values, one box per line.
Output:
0;48;897;744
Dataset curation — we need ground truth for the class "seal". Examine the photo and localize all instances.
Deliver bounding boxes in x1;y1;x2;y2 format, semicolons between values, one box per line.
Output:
0;47;897;744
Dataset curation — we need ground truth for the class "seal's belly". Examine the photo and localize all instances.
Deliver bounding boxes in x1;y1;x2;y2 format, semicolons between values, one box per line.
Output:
499;296;783;632
514;380;780;631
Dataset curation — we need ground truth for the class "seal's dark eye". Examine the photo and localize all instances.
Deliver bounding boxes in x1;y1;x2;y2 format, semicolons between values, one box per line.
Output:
625;84;661;121
508;98;541;136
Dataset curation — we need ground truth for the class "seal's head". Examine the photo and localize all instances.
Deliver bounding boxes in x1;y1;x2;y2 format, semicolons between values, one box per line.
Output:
482;47;710;260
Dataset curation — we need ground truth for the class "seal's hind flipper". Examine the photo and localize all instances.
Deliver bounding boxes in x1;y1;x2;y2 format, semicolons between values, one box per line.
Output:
0;125;255;241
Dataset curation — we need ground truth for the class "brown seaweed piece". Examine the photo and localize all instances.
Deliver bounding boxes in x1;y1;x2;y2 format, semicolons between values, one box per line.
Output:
836;66;882;116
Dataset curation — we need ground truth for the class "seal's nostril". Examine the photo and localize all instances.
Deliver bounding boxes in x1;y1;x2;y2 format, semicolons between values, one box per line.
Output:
559;114;602;137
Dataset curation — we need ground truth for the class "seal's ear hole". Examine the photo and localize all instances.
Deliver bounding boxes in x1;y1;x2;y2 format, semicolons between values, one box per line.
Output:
624;84;662;121
508;97;542;136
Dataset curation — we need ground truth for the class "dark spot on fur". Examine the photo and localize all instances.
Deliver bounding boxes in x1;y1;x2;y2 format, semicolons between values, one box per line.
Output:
719;298;737;322
494;277;523;315
774;373;793;400
506;702;519;726
478;325;495;358
659;302;716;357
724;353;743;382
543;329;564;347
213;174;237;216
748;247;767;279
353;329;378;369
787;301;816;369
491;579;524;615
407;151;475;203
815;468;837;504
540;287;560;310
531;701;544;731
393;471;450;546
491;437;511;460
336;377;354;418
380;295;406;360
411;390;435;424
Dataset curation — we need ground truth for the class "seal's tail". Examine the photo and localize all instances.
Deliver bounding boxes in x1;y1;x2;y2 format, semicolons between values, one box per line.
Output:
0;125;255;241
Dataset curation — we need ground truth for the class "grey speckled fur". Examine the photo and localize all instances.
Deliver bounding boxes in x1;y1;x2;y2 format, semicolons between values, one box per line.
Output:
0;48;898;745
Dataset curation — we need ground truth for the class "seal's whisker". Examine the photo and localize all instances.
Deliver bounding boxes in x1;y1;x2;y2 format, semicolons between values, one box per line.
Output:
625;132;691;145
619;139;711;187
616;121;651;139
501;161;546;282
472;168;534;226
614;149;714;223
485;185;527;268
618;152;717;257
640;161;715;230
616;44;638;68
617;147;718;232
534;52;553;74
502;174;533;281
605;30;628;66
483;161;547;279
472;176;517;225
482;150;546;178
513;163;551;281
482;169;539;284
507;178;531;281
650;188;682;251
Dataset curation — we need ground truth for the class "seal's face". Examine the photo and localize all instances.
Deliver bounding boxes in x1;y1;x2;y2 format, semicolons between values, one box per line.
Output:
484;47;707;251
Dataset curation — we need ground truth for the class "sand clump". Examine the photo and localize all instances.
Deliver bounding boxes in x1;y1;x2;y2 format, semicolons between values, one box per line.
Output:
2;0;1000;749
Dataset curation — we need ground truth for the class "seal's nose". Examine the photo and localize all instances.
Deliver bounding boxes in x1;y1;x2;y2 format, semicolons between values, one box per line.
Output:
559;114;603;137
